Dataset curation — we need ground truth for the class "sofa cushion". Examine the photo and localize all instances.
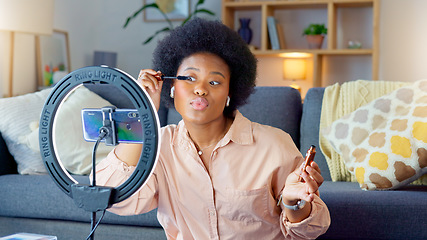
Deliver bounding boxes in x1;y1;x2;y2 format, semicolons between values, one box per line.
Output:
319;181;427;239
322;80;427;190
165;87;303;148
0;174;161;228
239;87;302;148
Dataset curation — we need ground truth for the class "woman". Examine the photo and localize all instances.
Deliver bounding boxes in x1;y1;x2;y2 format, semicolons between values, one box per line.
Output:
96;18;330;239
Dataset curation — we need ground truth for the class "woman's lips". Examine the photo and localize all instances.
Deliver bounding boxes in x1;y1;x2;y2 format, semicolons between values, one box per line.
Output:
190;97;209;111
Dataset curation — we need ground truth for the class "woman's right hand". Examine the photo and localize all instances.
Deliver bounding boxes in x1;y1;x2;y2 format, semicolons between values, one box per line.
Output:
136;69;164;111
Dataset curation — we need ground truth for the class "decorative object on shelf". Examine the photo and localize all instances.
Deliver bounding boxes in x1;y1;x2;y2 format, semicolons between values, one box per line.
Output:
123;0;215;45
0;0;54;97
237;18;253;44
282;52;310;92
36;30;71;88
348;40;362;49
302;23;327;49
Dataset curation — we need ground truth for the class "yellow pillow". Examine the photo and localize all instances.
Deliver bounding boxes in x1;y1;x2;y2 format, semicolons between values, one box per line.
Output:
322;80;427;190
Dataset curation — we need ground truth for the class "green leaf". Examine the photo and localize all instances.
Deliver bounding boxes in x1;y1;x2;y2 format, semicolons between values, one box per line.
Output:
195;9;215;16
143;27;171;45
195;0;205;8
182;8;215;25
126;0;215;42
302;23;327;36
123;3;159;28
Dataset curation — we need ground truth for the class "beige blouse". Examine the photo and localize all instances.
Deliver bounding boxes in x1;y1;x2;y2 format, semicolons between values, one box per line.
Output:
95;111;330;240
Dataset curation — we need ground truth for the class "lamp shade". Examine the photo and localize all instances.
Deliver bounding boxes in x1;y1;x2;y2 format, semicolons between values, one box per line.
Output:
283;58;307;80
0;0;54;35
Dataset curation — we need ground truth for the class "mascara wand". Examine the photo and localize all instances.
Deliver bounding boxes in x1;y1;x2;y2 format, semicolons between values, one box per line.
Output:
161;75;194;81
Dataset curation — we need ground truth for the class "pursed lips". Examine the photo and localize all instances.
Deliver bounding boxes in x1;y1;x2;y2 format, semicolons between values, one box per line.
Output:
190;97;209;111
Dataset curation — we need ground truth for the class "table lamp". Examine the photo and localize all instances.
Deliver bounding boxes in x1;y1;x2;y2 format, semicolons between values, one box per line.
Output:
0;0;54;97
282;53;309;92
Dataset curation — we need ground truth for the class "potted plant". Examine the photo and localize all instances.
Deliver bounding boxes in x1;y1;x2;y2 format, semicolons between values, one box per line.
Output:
123;0;215;45
302;23;327;49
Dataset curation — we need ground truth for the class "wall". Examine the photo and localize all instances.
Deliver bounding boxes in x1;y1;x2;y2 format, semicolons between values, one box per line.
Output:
0;0;221;97
1;0;427;97
380;0;427;82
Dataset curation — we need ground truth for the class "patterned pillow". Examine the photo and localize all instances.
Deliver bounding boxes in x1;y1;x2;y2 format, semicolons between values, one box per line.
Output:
322;80;427;190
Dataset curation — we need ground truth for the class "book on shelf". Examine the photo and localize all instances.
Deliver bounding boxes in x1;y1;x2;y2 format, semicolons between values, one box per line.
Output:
267;16;285;50
276;22;286;49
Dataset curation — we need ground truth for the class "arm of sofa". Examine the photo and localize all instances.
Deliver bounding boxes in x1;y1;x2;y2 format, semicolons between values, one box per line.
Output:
0;132;18;175
300;88;331;181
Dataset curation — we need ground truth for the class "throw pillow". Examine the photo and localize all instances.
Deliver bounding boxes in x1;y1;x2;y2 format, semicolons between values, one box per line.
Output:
0;88;52;174
20;86;114;175
322;79;427;190
319;80;409;182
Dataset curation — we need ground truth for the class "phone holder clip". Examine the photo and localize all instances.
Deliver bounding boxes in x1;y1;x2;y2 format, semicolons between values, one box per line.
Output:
101;106;118;146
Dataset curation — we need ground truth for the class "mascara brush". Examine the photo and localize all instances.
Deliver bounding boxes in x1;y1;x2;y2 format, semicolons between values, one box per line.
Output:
161;75;195;81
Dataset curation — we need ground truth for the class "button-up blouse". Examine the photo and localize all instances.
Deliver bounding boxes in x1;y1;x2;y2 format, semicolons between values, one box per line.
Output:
95;111;330;239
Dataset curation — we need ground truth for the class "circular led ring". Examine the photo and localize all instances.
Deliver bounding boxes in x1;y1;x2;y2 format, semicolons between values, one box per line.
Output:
39;66;160;204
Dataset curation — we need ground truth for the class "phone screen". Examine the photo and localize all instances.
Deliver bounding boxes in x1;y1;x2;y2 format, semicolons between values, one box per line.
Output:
81;108;144;144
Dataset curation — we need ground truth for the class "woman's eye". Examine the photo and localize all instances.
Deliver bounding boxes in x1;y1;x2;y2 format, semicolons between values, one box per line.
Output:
210;81;220;86
187;76;196;82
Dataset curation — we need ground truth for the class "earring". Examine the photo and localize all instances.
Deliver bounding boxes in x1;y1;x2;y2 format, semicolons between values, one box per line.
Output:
226;96;230;107
170;86;175;98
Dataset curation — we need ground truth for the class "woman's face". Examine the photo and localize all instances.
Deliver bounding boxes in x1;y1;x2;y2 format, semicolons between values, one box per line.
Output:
174;52;230;125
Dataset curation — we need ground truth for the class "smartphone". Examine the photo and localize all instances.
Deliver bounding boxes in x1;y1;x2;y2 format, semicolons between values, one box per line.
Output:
81;108;144;144
299;145;316;182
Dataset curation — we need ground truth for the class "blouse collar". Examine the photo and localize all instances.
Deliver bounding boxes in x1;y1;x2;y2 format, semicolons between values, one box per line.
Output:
172;110;254;149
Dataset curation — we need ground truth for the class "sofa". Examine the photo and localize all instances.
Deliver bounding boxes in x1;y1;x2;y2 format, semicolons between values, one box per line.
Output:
0;85;426;240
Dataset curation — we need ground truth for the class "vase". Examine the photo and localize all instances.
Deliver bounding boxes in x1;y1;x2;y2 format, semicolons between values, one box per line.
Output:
305;35;324;49
238;18;252;45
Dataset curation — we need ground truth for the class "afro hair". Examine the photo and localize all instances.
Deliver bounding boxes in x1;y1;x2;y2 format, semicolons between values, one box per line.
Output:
152;17;257;118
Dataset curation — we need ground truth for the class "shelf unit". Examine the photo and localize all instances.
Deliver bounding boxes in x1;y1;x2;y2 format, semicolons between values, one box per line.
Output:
222;0;379;87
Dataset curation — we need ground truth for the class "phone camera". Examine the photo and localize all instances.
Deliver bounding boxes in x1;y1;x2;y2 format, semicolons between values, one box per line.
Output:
128;112;139;118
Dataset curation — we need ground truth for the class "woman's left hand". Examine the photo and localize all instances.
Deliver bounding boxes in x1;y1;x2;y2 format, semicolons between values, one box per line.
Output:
281;161;324;206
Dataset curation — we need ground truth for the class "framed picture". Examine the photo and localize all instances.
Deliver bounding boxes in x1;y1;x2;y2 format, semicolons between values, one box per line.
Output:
36;29;71;88
144;0;190;22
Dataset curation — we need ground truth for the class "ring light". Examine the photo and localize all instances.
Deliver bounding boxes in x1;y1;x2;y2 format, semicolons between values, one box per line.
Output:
39;66;160;207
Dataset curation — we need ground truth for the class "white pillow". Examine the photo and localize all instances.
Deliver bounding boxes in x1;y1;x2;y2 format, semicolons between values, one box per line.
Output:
21;86;114;175
0;88;52;174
